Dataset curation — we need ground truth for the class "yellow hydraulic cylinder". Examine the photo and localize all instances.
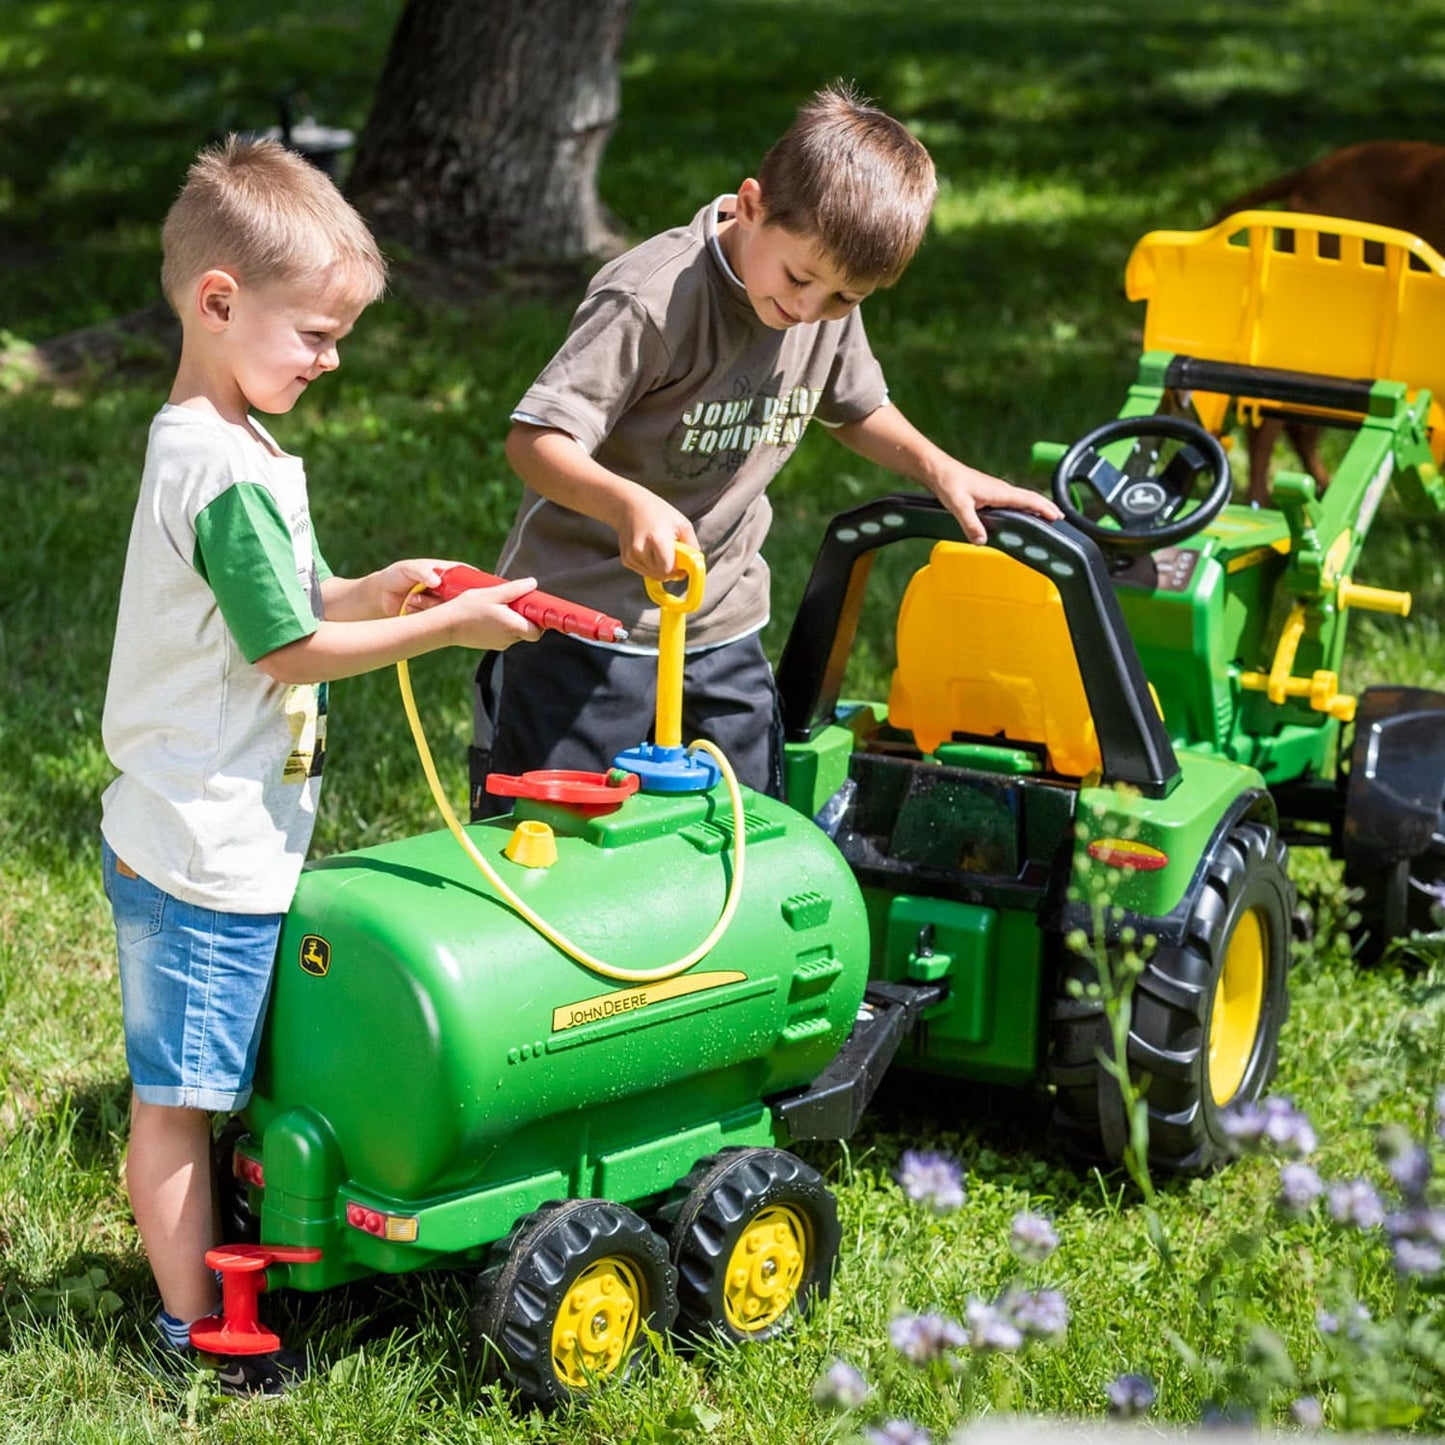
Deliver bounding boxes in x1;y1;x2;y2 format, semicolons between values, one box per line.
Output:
1238;601;1357;720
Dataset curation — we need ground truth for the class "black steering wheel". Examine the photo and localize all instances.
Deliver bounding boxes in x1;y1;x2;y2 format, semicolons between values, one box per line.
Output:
1052;414;1232;553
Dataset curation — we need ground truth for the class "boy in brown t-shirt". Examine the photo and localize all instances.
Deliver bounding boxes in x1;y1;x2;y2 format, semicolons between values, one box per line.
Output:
472;82;1059;811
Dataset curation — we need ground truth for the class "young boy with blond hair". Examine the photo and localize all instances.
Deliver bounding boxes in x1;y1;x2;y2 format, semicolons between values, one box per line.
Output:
101;136;540;1393
473;82;1060;810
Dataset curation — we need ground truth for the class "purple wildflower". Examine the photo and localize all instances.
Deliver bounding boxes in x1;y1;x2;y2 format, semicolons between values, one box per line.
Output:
864;1422;933;1445
896;1150;966;1214
964;1298;1024;1352
1316;1303;1370;1340
1009;1211;1060;1264
1436;1086;1445;1141
1385;1204;1445;1279
1387;1143;1432;1200
1001;1285;1069;1342
812;1358;870;1411
1290;1395;1324;1430
1276;1161;1323;1215
1387;1203;1445;1245
1392;1236;1443;1277
1219;1096;1317;1158
1327;1178;1385;1230
889;1312;966;1364
1105;1373;1156;1419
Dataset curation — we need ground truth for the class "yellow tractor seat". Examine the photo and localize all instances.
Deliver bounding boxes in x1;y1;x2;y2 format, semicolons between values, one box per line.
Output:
887;541;1102;779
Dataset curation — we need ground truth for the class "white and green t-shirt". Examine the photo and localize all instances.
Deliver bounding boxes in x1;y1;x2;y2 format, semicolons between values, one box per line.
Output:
101;405;329;912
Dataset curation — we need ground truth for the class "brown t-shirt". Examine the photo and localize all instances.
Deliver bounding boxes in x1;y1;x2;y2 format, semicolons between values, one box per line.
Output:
498;197;889;649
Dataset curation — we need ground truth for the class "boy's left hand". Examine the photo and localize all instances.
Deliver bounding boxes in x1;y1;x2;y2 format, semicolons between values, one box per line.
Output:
831;404;1061;546
931;463;1062;545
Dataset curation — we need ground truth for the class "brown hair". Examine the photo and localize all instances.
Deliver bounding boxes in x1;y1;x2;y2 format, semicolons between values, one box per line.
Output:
160;135;387;314
756;82;937;286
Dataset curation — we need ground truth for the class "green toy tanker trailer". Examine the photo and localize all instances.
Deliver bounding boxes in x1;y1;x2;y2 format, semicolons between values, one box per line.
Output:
200;550;935;1410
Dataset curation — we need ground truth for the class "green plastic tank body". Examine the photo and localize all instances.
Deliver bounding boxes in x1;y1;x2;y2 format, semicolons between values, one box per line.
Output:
244;785;869;1289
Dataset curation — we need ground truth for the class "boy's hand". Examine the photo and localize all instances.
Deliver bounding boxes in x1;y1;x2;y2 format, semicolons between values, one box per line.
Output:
439;577;544;651
322;559;463;623
372;558;455;619
931;463;1062;546
371;560;542;648
831;403;1062;545
504;423;701;583
617;493;700;581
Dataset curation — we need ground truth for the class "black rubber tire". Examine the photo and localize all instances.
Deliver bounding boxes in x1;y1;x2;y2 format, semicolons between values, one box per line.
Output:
472;1198;677;1411
213;1116;260;1245
1049;819;1293;1175
662;1147;840;1344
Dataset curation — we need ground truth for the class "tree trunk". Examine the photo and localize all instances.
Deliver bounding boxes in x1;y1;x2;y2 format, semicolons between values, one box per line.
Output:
349;0;633;265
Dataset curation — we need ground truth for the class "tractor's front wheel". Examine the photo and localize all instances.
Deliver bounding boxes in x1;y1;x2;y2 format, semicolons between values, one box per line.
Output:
663;1147;840;1344
472;1198;677;1411
1049;818;1293;1174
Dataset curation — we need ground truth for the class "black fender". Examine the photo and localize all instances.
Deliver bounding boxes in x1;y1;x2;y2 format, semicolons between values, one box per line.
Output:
1053;786;1280;949
1343;686;1445;869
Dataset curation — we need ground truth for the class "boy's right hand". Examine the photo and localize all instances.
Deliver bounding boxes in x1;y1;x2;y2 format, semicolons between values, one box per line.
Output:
617;492;700;581
440;577;543;651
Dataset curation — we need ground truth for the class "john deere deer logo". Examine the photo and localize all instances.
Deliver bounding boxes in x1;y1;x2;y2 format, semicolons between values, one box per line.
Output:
299;934;331;977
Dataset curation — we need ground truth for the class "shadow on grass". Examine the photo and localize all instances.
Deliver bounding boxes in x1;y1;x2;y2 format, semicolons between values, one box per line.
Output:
6;0;1444;336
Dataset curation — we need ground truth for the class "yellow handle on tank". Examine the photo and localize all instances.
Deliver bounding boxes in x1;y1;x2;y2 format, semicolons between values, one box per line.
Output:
645;543;706;750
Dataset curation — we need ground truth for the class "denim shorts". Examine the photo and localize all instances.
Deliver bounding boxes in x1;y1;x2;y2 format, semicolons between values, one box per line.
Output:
101;838;282;1111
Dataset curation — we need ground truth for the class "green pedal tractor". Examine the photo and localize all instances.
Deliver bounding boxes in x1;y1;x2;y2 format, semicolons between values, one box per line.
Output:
202;208;1445;1407
776;206;1445;1176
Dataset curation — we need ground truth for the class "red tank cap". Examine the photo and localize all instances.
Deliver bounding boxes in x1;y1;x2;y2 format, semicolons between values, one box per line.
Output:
487;768;641;810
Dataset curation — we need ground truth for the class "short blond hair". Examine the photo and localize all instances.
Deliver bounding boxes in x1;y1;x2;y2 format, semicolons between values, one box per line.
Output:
757;82;937;287
160;135;387;314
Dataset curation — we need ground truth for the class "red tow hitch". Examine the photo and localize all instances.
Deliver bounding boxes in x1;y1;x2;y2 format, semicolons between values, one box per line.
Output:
189;1244;323;1356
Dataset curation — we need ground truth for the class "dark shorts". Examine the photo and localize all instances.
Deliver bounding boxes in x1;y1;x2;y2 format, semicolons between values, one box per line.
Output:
471;630;782;819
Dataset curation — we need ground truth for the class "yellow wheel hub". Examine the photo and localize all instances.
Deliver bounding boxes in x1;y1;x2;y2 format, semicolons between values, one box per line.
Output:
1209;905;1266;1105
722;1204;808;1333
550;1256;643;1389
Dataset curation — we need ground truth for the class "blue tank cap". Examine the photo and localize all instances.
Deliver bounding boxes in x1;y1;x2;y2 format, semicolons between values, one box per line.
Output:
612;742;722;793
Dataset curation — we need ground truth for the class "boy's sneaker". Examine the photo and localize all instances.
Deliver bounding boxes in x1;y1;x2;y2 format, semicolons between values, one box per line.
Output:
146;1332;306;1398
214;1347;306;1398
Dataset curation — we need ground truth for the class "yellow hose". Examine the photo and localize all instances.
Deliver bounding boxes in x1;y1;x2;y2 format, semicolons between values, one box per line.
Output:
395;590;745;983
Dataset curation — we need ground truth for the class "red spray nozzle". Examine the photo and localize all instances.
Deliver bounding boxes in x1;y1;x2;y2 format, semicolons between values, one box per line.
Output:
435;565;629;643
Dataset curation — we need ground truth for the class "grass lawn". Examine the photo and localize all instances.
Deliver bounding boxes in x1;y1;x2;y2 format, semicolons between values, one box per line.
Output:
4;0;1445;1439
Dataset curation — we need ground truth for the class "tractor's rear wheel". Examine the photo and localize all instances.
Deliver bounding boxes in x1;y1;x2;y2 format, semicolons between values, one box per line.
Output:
1346;822;1445;965
1339;684;1445;965
662;1147;839;1345
1049;819;1292;1174
472;1198;677;1411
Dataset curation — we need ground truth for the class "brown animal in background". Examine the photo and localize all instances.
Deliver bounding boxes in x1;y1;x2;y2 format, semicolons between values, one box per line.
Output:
1211;141;1445;504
